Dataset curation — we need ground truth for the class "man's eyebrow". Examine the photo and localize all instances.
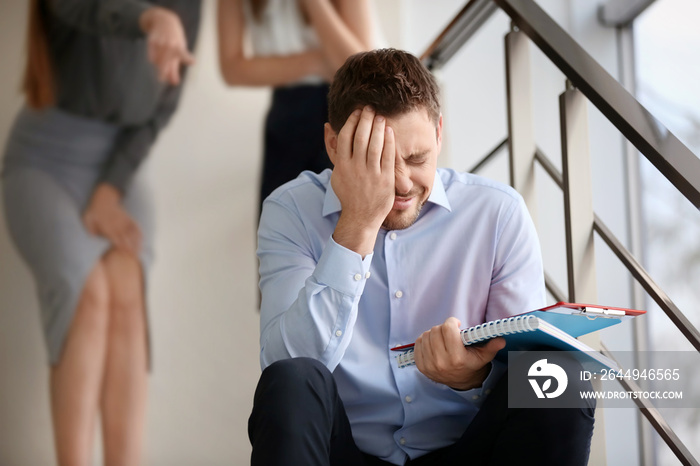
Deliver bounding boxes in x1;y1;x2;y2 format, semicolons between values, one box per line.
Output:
404;150;430;161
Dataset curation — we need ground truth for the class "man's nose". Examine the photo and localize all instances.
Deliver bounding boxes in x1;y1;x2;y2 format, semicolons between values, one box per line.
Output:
395;166;413;196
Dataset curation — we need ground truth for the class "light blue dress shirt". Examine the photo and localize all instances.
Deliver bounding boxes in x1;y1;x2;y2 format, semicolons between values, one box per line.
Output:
257;168;546;465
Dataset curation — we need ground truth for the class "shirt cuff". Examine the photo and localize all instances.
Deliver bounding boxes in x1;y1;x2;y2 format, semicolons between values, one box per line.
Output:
451;359;507;408
313;236;373;297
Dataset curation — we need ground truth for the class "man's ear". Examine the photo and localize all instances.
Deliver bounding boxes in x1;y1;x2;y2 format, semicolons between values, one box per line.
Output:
324;123;338;166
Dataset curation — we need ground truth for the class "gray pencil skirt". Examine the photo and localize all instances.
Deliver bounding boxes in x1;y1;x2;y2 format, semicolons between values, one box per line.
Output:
1;107;154;365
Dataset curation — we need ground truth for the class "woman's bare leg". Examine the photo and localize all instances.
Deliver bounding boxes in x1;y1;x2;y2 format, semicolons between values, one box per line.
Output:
51;262;110;466
100;249;148;466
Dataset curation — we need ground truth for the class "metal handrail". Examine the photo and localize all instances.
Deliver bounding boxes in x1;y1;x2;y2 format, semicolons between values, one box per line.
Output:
465;137;508;173
532;146;700;353
469;144;700;354
420;0;498;70
600;343;699;466
423;0;700;210
469;141;699;466
593;215;700;353
428;1;700;463
544;270;566;303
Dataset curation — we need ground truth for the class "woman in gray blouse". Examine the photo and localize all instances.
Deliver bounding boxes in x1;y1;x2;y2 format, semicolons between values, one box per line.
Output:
1;1;200;463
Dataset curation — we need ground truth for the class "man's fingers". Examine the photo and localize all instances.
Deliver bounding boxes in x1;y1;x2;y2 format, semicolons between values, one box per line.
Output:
479;337;506;355
441;317;464;357
413;337;423;368
429;325;447;356
336;109;361;161
352;106;375;163
415;332;432;371
466;337;505;366
366;115;385;170
381;126;395;175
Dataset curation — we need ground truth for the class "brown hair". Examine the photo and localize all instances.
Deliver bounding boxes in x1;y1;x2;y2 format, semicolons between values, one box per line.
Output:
327;48;441;132
22;0;55;109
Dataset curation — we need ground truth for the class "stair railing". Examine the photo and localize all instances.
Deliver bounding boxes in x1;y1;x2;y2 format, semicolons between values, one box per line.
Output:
420;1;700;465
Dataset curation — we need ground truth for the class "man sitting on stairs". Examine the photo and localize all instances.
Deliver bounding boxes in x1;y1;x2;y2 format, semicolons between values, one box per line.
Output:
249;47;595;466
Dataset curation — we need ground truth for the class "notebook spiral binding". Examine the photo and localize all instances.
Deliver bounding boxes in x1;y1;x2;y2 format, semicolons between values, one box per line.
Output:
395;315;537;369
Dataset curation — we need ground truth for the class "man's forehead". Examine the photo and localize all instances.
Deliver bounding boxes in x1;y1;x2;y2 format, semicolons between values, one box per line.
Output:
387;111;440;147
378;106;432;121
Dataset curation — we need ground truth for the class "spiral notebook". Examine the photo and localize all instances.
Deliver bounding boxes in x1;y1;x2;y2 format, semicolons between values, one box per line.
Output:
392;302;645;372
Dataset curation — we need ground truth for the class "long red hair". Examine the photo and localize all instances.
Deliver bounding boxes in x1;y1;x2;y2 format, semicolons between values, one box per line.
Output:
22;0;54;109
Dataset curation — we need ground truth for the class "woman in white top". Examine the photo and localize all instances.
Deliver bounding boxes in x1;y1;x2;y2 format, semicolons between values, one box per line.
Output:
217;0;374;213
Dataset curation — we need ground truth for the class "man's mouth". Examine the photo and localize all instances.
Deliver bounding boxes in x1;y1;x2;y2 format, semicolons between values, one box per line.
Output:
393;196;415;211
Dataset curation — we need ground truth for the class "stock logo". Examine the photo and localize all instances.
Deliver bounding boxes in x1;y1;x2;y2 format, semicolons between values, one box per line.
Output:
528;359;568;399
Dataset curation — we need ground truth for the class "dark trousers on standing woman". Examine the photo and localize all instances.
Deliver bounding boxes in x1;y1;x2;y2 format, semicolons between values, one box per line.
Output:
248;357;596;466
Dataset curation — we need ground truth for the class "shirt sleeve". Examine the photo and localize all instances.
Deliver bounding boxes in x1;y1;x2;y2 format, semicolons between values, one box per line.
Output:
257;197;372;372
486;194;546;320
449;359;507;408
99;83;184;192
46;0;151;37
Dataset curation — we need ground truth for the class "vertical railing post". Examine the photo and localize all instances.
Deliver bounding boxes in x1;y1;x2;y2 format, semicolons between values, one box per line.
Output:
505;24;537;218
561;82;598;303
560;81;606;465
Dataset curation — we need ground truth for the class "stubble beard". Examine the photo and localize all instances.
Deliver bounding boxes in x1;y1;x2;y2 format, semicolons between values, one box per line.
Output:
381;197;426;231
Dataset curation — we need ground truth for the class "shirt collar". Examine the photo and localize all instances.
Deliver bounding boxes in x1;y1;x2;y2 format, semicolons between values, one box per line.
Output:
322;170;452;217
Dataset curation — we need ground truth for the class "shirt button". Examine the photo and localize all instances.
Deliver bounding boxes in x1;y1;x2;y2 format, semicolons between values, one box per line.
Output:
472;395;480;400
395;290;403;298
335;330;343;337
365;272;371;279
485;389;492;395
353;273;362;281
390;232;398;240
405;396;412;403
399;437;406;445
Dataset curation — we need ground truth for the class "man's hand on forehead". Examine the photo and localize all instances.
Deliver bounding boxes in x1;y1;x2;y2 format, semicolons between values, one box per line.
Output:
329;106;396;256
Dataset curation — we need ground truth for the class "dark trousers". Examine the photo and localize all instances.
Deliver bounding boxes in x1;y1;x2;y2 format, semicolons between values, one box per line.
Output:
248;357;596;466
259;84;333;214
